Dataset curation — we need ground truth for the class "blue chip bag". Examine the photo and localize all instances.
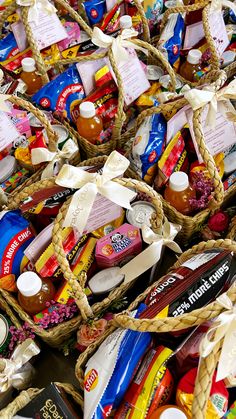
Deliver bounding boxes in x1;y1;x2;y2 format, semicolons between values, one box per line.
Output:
0;210;35;278
229;8;236;23
129;111;166;185
33;64;85;121
84;0;106;25
0;32;19;62
84;304;152;419
159;13;184;70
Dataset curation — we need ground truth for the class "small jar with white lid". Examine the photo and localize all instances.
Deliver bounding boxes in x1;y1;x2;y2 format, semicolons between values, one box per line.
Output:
164;171;196;215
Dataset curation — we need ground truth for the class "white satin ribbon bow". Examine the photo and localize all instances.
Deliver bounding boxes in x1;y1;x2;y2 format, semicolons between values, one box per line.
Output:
0;339;40;392
91;27;148;64
199;292;236;382
16;0;57;23
0;94;11;112
120;220;182;284
31;138;79;179
184;78;236;128
210;0;236;14
55;151;137;234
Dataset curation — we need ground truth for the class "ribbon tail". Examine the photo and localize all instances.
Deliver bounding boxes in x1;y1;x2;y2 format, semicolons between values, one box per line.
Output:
216;317;236;382
98;181;136;210
41;159;58;179
205;97;218;128
63;184;97;234
121;241;163;284
166;241;182;254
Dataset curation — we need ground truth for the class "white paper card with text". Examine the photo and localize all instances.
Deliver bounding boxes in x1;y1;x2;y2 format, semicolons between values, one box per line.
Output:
208;11;229;56
183;21;205;50
0;112;19;151
186;106;236;162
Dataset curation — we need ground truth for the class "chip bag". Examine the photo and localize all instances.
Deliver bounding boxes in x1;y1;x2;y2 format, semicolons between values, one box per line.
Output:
159;13;184;71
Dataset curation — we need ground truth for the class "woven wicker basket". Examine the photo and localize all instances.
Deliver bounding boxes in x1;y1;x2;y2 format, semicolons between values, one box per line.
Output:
129;70;236;245
154;0;235;86
0;0;93;84
227;215;236;240
0;382;83;418
75;238;236;418
2;156;164;346
0;95;80;206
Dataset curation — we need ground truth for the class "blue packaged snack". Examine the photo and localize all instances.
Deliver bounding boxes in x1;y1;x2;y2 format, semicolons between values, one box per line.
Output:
129;110;166;185
229;8;236;23
0;32;18;62
159;13;184;70
84;0;106;25
84;304;152;419
33;65;85;121
0;210;35;278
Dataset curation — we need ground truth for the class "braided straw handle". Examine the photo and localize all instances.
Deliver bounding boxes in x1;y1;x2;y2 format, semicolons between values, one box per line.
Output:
227;215;236;240
0;293;22;329
0;388;42;417
132;0;150;42
8;95;58;152
52;178;164;320
112;239;236;331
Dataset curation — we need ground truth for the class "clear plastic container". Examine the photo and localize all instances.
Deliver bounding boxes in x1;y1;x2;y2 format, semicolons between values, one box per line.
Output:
20;58;43;96
17;272;55;315
164;171;196;215
179;50;202;82
76;102;103;144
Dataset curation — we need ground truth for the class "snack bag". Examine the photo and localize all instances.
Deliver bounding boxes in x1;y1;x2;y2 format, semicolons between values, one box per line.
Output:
176;368;229;418
33;65;85;121
84;304;152;419
0;210;35;283
84;0;107;25
129;112;166;185
0;32;19;61
115;346;173;418
158;13;184;71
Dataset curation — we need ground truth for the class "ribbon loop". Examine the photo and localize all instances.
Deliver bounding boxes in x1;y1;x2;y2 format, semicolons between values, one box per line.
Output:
55;151;137;234
31;138;79;179
0;339;40;392
199;290;236;382
92;27;147;64
184;79;236;128
121;220;182;284
16;0;57;23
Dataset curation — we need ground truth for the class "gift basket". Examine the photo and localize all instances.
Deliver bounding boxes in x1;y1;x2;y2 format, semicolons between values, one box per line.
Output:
127;69;236;245
0;382;83;418
75;238;236;419
0;94;80;209
0;151;180;348
154;0;236;86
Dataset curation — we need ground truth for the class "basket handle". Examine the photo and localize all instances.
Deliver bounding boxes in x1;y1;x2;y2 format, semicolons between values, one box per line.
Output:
226;215;236;241
8;95;58;152
111;239;236;330
52;177;164;320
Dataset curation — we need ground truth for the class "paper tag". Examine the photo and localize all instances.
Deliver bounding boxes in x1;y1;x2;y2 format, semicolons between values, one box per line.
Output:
29;10;67;50
182;251;219;270
76;50;111;96
11;20;28;51
208;11;229;56
117;49;150;106
166;106;189;143
0;111;19;151
83;194;123;235
183;21;205;50
186;106;236;162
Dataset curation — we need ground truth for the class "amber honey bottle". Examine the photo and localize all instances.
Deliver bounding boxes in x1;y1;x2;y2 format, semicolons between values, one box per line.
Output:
164;172;196;215
20;58;43;96
76;102;103;144
17;272;55;316
179;50;202;82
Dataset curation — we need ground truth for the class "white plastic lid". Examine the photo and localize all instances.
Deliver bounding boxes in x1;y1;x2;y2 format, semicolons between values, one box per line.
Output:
221;50;236;67
0;155;17;183
79;102;96;118
147;65;164;80
169;171;189;192
21;57;36;72
120;15;132;29
160;408;187;419
17;272;42;297
187;49;202;64
88;267;124;294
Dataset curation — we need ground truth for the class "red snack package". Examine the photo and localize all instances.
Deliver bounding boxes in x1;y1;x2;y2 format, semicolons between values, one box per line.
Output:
176;368;229;418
